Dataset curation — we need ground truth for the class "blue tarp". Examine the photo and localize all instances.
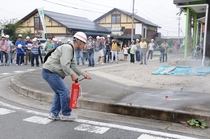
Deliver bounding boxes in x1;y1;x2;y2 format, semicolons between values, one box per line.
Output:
152;66;210;76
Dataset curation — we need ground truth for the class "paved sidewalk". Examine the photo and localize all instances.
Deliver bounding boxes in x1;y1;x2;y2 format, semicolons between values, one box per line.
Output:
10;53;210;124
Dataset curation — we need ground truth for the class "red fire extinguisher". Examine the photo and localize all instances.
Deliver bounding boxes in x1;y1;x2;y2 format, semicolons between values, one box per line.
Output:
69;78;85;109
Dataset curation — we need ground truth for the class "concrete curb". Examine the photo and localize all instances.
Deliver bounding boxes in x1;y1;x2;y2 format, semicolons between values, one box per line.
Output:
10;70;210;124
10;70;53;103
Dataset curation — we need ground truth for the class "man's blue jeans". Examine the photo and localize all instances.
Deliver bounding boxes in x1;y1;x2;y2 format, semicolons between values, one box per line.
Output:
104;49;110;63
42;69;72;116
75;50;84;65
88;52;94;66
1;51;8;63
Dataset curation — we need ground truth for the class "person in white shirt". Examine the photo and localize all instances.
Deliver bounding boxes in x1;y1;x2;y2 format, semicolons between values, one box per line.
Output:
147;39;155;60
123;44;128;61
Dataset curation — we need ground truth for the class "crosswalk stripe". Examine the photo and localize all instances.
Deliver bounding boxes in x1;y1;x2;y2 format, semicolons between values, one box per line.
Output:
137;134;169;139
0;101;199;139
23;116;52;125
74;124;110;134
0;108;15;115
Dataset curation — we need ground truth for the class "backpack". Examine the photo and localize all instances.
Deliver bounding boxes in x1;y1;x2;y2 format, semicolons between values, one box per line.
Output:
44;43;74;63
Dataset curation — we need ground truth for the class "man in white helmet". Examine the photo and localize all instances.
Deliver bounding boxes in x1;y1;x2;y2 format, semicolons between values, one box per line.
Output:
5;35;14;65
0;35;8;66
42;32;91;121
15;34;26;66
25;36;32;65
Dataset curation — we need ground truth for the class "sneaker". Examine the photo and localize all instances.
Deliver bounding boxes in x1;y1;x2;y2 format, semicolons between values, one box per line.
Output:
101;63;104;65
16;64;18;66
48;113;60;120
60;114;77;121
21;64;23;66
96;62;99;65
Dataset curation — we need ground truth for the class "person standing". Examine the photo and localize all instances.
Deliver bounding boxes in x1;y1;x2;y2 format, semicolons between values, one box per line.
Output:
147;39;155;60
25;36;32;65
160;40;169;62
140;38;148;65
5;35;14;65
31;38;39;67
42;32;91;121
87;36;95;67
96;36;105;65
135;39;140;62
0;35;8;66
75;47;84;65
15;34;26;66
104;35;111;63
129;40;137;63
174;41;178;54
111;37;120;63
53;38;59;49
46;38;54;54
123;44;128;61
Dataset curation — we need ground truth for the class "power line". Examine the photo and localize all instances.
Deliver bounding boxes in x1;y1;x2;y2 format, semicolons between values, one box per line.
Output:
139;0;177;19
43;0;105;14
60;0;110;13
80;0;137;11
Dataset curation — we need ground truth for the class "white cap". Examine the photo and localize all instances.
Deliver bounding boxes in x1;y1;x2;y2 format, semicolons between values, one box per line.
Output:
18;34;22;38
26;36;30;39
131;40;135;42
136;39;139;42
53;38;57;41
96;36;100;39
32;38;37;42
67;39;71;42
1;35;5;38
58;39;62;42
107;35;110;38
5;35;9;38
151;39;154;41
73;32;87;43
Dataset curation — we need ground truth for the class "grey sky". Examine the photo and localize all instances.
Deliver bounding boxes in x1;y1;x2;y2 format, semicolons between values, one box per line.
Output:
0;0;186;37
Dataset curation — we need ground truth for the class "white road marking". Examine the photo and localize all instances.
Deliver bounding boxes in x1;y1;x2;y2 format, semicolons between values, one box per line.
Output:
26;69;37;71
13;71;24;73
0;101;198;139
74;124;110;134
23;116;52;125
137;134;169;139
0;108;15;115
1;73;10;75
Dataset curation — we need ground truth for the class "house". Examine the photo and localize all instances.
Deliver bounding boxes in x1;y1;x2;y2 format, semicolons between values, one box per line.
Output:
18;9;110;39
94;8;160;44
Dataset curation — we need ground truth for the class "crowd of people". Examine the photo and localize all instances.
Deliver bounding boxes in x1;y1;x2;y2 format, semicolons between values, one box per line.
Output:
0;33;171;68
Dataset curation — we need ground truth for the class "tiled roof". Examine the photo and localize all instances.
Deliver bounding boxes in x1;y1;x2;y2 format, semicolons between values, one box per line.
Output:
94;8;160;28
44;10;110;33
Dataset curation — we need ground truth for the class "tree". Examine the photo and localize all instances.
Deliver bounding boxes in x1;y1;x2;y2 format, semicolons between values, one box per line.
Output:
1;18;20;42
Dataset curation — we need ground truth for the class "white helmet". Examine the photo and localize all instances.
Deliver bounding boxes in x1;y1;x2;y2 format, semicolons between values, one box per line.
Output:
18;34;22;38
73;32;87;43
26;36;30;39
136;39;139;42
5;35;9;38
32;38;37;42
96;36;100;39
18;44;22;48
53;38;57;41
107;35;110;38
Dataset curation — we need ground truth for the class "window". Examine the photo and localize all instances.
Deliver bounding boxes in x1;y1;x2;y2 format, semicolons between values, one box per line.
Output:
112;14;121;24
34;17;43;30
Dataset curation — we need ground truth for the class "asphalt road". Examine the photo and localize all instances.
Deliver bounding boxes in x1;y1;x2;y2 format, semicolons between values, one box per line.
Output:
0;64;208;139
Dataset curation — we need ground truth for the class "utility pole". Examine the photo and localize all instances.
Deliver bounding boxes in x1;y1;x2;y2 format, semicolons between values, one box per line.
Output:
177;17;181;39
131;0;134;41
